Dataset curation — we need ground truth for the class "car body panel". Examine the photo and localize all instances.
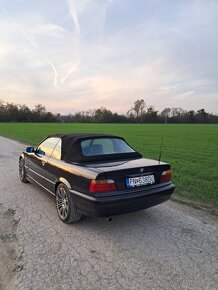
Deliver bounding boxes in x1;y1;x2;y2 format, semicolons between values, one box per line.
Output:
69;183;174;217
26;153;48;187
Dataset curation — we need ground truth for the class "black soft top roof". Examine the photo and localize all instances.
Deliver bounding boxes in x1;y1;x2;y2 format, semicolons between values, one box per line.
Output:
48;133;142;163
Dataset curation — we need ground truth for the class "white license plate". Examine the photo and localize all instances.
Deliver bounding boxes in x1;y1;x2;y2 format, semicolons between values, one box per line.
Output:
126;175;155;188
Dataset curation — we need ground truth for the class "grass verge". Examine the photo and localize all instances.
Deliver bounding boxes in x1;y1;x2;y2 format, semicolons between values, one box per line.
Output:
0;122;217;211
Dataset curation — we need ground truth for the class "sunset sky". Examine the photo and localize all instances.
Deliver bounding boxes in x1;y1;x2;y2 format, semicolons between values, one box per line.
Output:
0;0;218;114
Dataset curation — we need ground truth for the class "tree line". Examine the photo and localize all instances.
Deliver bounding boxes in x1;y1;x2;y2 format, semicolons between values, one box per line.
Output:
0;99;218;123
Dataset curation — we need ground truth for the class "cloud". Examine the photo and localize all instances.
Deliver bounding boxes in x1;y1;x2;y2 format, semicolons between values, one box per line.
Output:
33;23;68;38
67;0;113;36
67;0;81;34
0;5;60;87
60;61;80;84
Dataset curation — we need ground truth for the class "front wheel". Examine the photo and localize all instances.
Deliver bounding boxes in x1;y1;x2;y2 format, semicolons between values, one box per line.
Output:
19;158;28;183
56;183;82;223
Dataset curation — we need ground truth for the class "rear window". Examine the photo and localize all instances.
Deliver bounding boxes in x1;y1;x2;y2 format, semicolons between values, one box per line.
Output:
81;138;135;156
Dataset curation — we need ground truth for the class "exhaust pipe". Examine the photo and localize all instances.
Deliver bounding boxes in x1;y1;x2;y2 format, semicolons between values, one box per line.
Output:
106;217;113;222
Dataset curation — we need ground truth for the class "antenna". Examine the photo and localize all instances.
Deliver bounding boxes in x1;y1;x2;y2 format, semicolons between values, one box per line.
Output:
158;137;164;164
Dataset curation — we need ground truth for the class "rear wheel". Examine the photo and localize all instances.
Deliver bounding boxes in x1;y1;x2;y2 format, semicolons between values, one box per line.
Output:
19;158;28;183
55;183;82;223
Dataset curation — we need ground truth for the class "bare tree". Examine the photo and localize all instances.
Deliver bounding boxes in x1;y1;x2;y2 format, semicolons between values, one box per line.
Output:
34;104;46;115
160;108;171;123
127;99;146;119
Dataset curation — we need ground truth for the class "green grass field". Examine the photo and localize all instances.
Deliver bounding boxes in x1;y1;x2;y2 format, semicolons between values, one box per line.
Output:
0;123;217;210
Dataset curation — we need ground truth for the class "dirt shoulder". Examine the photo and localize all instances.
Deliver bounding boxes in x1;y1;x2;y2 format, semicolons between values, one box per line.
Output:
0;205;22;290
172;195;218;217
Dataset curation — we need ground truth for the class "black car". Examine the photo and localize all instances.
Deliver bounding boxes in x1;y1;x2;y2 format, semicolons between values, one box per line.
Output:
19;133;175;223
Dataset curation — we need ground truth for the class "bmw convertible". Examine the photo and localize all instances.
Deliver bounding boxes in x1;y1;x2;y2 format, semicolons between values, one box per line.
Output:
19;133;175;223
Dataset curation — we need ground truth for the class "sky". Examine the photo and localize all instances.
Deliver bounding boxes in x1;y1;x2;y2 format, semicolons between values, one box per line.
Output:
0;0;218;114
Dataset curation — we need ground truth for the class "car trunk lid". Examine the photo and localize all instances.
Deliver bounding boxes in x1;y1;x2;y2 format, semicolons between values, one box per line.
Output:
85;158;170;191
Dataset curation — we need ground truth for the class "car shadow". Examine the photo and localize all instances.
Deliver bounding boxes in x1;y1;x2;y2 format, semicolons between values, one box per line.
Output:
69;205;168;241
26;181;171;243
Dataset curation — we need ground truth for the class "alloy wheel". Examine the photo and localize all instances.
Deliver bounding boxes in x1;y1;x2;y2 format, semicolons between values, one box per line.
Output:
56;186;69;220
19;160;24;180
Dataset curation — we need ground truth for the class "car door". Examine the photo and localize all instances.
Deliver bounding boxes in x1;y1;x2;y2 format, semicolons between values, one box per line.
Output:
27;137;59;189
45;139;62;193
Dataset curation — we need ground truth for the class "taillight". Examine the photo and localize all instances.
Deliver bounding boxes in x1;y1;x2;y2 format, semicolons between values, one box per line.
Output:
89;179;117;193
160;170;171;183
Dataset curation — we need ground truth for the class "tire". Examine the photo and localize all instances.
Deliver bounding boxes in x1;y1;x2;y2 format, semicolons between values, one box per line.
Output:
19;158;28;183
55;183;82;223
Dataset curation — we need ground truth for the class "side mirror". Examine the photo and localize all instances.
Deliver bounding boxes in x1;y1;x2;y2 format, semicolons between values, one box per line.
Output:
36;149;45;156
26;146;35;153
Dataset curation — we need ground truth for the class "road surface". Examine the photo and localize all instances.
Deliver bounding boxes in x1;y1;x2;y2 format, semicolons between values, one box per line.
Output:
0;136;217;290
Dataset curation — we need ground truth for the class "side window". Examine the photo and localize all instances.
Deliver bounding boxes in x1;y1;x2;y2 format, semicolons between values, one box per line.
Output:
51;139;62;160
37;137;59;157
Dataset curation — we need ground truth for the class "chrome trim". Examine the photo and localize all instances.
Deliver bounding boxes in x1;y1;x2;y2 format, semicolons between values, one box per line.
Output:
26;166;55;185
27;174;55;196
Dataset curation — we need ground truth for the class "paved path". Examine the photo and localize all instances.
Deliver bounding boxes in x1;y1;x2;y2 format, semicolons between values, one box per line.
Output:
0;136;217;290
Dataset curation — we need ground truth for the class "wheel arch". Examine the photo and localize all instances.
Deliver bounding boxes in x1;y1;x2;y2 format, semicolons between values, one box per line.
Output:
55;177;71;192
19;153;25;160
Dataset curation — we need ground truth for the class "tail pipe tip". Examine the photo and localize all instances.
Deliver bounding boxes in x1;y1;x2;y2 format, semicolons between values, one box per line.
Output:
106;216;113;222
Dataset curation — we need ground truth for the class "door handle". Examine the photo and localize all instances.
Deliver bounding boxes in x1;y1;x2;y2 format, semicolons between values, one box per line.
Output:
41;161;46;166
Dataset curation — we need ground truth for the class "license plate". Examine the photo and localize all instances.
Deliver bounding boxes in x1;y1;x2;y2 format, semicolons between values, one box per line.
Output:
126;175;155;188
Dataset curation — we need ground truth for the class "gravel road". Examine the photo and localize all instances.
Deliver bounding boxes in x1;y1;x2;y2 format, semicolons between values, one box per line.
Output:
0;136;218;290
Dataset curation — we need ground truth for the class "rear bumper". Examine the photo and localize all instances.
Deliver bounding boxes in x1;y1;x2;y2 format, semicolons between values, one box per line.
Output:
70;183;175;217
